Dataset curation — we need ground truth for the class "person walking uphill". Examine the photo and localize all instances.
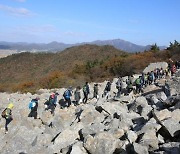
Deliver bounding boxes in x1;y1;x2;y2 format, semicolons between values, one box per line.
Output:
126;75;133;94
28;97;39;119
46;93;59;115
135;76;142;94
1;103;14;134
83;82;90;103
63;87;72;107
74;86;81;105
93;83;99;100
103;80;111;100
116;77;122;98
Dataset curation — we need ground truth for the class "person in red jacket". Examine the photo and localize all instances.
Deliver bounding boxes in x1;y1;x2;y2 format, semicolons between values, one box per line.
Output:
171;64;176;76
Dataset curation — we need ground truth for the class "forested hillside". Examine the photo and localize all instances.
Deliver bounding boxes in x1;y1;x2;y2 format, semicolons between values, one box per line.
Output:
0;42;179;93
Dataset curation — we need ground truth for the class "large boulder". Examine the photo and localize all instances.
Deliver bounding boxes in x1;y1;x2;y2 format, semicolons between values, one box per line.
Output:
153;109;180;138
84;132;123;154
70;142;88;154
143;62;168;74
130;96;153;119
159;142;180;154
51;123;84;151
133;143;149;154
81;123;106;139
139;129;159;151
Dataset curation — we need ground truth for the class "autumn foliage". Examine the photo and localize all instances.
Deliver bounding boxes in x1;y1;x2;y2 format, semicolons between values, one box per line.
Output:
0;44;179;93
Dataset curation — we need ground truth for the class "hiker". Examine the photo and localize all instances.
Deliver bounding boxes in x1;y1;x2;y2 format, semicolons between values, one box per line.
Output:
28;97;39;119
175;61;180;69
63;87;72;107
171;64;176;76
1;103;14;134
154;68;158;81
93;83;99;99
102;80;111;100
74;86;81;105
148;72;154;85
135;76;143;94
159;68;163;78
45;93;59;115
83;82;90;103
165;67;169;77
144;74;148;87
126;75;133;94
116;77;122;98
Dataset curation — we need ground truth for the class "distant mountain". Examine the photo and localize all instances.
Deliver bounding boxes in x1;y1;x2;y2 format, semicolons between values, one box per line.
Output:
0;39;166;53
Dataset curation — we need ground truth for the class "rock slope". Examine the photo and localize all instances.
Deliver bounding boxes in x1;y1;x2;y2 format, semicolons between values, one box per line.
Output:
0;62;179;154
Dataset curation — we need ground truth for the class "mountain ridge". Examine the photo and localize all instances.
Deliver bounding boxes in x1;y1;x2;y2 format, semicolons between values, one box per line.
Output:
0;39;166;53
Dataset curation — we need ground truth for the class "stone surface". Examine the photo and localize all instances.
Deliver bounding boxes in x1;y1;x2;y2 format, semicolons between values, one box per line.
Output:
84;132;123;154
143;62;168;74
0;62;179;153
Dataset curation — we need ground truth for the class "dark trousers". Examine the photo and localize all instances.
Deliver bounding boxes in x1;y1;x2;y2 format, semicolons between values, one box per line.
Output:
5;117;13;131
117;88;121;97
49;104;56;115
93;91;98;98
65;98;71;107
83;92;88;103
28;109;37;119
136;84;142;94
127;87;133;94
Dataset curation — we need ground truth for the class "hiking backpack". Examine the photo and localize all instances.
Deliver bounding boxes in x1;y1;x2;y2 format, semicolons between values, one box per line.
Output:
1;108;7;118
28;100;36;109
63;90;70;98
135;78;141;85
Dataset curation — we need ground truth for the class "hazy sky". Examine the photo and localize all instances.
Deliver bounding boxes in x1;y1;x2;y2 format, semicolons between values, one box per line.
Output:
0;0;179;46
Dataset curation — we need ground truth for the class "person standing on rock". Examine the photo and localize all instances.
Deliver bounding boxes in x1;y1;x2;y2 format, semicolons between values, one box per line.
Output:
126;75;133;94
1;103;14;134
83;82;90;103
93;83;99;99
28;97;39;119
144;74;148;87
47;93;59;115
63;87;72;107
116;77;122;98
135;76;142;94
148;72;153;85
175;61;180;69
103;80;111;100
171;64;176;76
74;86;81;105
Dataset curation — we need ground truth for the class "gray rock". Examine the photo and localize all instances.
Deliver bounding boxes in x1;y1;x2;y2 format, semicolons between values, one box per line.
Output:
153;109;180;138
156;92;167;102
127;130;138;143
153;109;171;122
70;142;87;154
52;125;81;150
160;142;180;154
143;62;168;74
109;129;125;139
139;129;159;151
81;123;106;138
133;143;149;154
158;134;165;144
131;96;153;119
162;118;180;137
84;132;123;154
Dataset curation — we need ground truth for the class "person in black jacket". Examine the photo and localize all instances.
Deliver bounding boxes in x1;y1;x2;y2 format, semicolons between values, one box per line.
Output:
103;80;111;100
83;82;90;103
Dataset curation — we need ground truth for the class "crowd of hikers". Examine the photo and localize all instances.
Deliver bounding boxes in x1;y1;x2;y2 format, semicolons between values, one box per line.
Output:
1;61;179;134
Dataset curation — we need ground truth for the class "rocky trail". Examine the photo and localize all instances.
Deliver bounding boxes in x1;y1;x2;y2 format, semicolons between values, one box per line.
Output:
0;62;179;154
